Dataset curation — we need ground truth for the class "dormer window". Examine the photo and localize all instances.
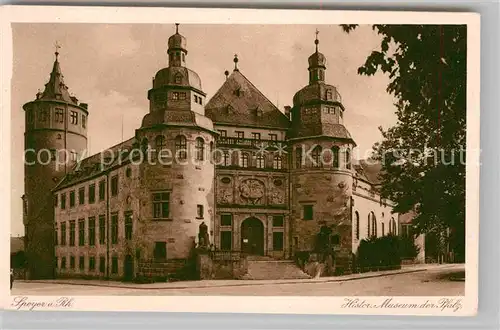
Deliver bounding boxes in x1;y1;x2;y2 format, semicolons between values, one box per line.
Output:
326;89;333;100
234;88;243;97
255;107;263;117
174;73;182;84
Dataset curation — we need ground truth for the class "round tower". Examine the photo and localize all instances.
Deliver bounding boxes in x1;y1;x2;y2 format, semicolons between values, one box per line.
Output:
136;24;216;261
23;47;88;279
289;31;356;273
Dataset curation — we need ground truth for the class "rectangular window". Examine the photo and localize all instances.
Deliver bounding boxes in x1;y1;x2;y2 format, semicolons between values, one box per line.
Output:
89;184;95;204
111;175;118;196
99;256;105;273
272;215;284;227
221;214;232;226
78;218;85;246
61;193;66;209
39;108;50;122
179;92;186;100
303;205;314;220
111;213;118;244
78;187;85;205
154;242;167;260
235;131;244;140
269;134;278;141
111;256;118;274
251;132;261;140
70;111;78;125
99;215;106;244
172;92;179;100
125;211;133;240
89;256;95;271
218;130;227;137
88;217;96;246
69;191;75;208
55;108;64;123
220;231;232;250
382;223;385;236
153;192;170;219
196;205;204;219
82;115;86;128
99;180;105;200
70;256;75;269
54;224;58;246
89;184;96;204
222;151;230;166
79;256;85;271
273;232;284;251
69;221;76;246
61;257;66;269
61;222;67;245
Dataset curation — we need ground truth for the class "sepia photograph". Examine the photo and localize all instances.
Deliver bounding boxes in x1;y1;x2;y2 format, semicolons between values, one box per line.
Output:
2;7;480;315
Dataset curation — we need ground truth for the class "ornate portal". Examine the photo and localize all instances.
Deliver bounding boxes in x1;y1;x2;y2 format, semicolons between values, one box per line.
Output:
239;179;265;205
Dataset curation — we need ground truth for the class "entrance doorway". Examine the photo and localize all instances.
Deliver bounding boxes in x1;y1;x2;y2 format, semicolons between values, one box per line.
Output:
241;217;264;255
124;254;134;281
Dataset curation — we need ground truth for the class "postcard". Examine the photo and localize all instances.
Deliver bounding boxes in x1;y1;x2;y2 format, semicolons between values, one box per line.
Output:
0;6;480;315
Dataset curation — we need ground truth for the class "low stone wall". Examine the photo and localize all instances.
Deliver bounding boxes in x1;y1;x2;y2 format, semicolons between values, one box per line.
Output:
197;253;248;280
299;251;353;278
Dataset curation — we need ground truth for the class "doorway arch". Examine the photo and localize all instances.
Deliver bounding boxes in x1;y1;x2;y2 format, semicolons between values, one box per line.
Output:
241;217;264;255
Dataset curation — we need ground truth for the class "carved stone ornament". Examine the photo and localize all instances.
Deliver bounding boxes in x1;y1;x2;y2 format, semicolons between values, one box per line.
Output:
239;179;265;205
338;181;346;189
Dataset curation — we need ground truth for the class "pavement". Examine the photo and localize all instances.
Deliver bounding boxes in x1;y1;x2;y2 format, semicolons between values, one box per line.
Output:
11;264;465;296
16;263;461;291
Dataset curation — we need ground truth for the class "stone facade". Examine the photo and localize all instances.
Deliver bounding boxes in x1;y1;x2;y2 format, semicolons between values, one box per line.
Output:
24;26;424;280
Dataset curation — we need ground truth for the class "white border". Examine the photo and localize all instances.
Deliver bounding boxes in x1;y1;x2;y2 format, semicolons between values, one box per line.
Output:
0;6;480;315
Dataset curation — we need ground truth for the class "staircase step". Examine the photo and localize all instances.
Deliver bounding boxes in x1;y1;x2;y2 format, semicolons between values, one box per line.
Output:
242;259;311;280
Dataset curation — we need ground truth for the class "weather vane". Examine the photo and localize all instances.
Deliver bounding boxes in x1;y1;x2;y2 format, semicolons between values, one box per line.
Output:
54;41;61;58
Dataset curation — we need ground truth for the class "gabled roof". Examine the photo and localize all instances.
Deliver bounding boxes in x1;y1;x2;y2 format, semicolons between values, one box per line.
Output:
54;137;136;190
205;70;290;129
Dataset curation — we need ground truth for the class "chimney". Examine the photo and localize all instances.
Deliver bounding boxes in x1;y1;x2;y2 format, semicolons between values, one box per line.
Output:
284;106;291;119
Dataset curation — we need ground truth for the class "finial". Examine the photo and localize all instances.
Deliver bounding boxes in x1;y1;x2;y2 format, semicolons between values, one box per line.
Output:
315;29;319;52
54;41;61;59
224;70;229;79
175;23;179;34
233;54;239;71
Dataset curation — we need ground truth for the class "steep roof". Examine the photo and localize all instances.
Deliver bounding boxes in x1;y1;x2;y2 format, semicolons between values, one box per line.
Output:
205;70;290;129
37;52;80;105
354;159;383;185
54;137;136;190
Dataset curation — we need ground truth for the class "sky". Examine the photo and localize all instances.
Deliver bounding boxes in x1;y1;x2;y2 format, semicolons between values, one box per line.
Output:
11;23;397;236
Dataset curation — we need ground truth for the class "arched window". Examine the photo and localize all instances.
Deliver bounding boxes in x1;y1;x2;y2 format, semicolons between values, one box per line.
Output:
240;153;249;168
355;211;360;240
368;212;377;238
295;147;303;169
195;137;205;161
273;156;283;170
175;135;187;160
390;218;397;235
331;146;339;168
382;223;385;236
256;154;265;169
141;138;149;154
312;145;322;168
345;148;351;169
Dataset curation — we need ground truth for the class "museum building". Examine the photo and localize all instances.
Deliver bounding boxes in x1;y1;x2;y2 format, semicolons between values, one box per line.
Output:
23;25;415;280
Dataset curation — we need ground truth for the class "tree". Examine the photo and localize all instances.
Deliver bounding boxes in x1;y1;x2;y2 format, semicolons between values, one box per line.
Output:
341;25;466;259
